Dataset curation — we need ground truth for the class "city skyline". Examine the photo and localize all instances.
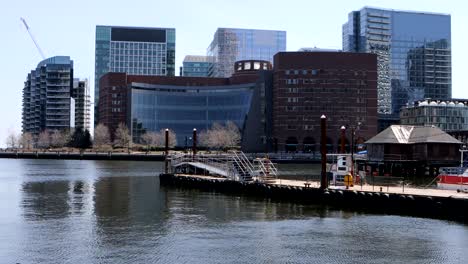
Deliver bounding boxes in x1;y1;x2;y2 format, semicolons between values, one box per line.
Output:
1;0;468;145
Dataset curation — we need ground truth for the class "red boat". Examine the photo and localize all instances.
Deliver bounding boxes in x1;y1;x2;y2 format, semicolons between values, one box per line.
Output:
437;167;468;190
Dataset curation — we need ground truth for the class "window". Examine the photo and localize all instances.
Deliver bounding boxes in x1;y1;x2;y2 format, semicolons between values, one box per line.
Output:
285;70;290;75
302;70;308;75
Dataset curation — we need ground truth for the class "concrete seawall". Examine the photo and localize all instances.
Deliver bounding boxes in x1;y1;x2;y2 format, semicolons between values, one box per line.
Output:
0;151;165;161
160;173;468;222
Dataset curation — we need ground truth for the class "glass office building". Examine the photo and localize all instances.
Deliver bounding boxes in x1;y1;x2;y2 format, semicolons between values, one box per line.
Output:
130;83;255;144
182;55;212;77
95;25;176;124
22;56;74;135
207;28;286;77
343;7;451;117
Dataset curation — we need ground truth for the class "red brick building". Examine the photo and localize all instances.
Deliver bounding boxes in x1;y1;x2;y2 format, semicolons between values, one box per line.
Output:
272;52;378;152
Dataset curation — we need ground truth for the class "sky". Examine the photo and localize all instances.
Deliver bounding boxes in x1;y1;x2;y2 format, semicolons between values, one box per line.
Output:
1;0;467;146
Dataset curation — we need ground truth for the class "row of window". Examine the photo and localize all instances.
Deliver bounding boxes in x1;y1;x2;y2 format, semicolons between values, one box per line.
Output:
111;42;167;49
285;79;368;85
110;68;166;75
281;87;364;94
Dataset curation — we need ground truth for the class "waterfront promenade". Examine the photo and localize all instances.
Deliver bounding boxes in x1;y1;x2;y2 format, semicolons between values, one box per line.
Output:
0;150;165;161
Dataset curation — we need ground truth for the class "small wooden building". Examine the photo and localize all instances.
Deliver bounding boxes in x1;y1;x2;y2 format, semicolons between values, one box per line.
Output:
366;125;461;163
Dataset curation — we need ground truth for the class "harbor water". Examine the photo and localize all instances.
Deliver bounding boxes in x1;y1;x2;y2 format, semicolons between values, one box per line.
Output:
0;159;467;263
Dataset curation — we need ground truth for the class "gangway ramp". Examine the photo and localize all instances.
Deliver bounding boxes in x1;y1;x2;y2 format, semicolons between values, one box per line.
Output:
169;151;278;183
175;161;229;177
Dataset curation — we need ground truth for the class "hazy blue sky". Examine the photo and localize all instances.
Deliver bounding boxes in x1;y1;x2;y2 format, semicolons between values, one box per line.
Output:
1;0;467;145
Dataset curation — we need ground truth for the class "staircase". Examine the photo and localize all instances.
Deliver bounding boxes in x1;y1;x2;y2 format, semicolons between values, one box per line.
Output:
253;157;278;184
169;151;278;183
231;151;254;182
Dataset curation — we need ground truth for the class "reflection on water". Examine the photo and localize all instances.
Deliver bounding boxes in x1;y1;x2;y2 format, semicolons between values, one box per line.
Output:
0;159;467;263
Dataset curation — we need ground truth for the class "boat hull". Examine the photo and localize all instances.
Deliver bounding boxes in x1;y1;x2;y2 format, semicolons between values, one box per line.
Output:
437;175;468;190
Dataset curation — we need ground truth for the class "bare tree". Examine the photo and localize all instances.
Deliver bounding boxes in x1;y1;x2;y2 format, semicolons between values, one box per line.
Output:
225;121;241;147
141;131;158;150
199;122;241;150
5;131;18;149
113;123;132;150
141;129;177;148
50;130;67;148
37;130;51;149
94;123;111;149
19;132;34;150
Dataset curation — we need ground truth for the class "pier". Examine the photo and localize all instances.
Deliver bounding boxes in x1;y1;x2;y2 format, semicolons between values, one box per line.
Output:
160;151;468;222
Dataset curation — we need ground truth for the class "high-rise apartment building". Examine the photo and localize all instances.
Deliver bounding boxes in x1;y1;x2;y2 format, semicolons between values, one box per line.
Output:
72;79;91;131
22;56;74;135
94;25;176;124
182;55;212;77
343;7;451;121
400;99;468;131
207;28;286;77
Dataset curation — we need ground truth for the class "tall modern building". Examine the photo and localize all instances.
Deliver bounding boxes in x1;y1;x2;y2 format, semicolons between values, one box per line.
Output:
72;79;91;131
182;55;212;77
343;7;451;123
22;56;74;135
207;28;286;77
95;25;176;124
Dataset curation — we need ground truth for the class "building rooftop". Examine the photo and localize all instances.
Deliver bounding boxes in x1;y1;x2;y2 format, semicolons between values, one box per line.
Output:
411;99;468;108
361;6;450;16
366;125;461;144
37;56;72;68
183;55;212;63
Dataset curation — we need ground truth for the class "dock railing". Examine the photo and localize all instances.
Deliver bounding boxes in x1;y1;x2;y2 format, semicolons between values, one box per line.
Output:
369;176;406;193
169;151;280;183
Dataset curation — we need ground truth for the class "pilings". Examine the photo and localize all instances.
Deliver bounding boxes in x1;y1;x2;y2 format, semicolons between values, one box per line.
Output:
159;173;468;222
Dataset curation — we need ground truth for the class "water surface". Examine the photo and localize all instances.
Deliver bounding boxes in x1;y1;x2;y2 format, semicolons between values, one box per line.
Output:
0;159;467;263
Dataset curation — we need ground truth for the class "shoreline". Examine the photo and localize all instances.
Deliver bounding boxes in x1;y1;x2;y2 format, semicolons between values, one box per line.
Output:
0;151;321;163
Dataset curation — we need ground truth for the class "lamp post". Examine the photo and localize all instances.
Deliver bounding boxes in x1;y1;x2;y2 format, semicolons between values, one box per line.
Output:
320;115;328;190
192;128;197;157
340;126;346;153
164;128;169;174
350;122;361;178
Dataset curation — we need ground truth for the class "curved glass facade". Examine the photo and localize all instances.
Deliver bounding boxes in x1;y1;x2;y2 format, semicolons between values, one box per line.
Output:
130;83;255;144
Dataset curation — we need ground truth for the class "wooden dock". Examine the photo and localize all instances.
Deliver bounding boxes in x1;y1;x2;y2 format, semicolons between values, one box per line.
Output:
161;173;468;222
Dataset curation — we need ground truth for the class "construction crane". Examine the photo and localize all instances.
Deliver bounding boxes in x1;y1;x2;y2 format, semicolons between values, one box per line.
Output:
20;17;46;59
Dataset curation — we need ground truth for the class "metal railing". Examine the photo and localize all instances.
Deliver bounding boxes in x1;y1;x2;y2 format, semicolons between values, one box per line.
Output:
169;151;280;183
253;157;278;183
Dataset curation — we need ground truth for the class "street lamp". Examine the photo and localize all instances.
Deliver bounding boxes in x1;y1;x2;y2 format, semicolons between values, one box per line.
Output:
340;126;346;153
348;122;361;178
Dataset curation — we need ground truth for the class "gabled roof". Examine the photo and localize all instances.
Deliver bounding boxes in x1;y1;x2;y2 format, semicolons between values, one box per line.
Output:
366;125;462;144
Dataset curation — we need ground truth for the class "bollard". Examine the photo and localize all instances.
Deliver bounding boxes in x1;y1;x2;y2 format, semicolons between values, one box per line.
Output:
320;115;328;189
